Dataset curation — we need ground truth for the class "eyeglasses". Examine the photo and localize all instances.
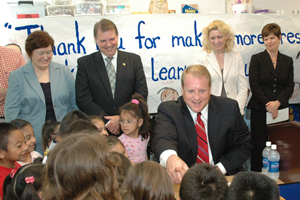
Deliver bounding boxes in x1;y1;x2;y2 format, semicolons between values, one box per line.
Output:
119;120;137;126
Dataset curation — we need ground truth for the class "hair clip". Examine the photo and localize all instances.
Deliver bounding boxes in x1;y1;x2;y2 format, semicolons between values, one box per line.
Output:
10;169;16;178
25;176;35;184
131;99;139;105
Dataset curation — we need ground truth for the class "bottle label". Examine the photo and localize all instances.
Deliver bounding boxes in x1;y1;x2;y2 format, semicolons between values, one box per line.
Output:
263;157;268;169
268;161;279;173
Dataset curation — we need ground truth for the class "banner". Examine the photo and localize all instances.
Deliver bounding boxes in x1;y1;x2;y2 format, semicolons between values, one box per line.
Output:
1;14;300;113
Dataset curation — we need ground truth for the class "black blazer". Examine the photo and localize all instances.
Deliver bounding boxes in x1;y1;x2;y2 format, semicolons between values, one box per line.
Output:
76;50;148;117
152;95;252;175
248;50;294;110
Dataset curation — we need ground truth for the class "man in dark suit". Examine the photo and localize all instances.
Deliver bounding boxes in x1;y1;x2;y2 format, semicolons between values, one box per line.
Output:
152;65;252;184
76;19;148;135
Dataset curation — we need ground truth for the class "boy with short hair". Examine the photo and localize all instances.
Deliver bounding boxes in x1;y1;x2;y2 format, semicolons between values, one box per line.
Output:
0;122;28;199
180;163;228;200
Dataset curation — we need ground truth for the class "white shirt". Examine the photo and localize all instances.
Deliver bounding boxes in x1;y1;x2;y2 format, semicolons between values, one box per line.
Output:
159;103;227;174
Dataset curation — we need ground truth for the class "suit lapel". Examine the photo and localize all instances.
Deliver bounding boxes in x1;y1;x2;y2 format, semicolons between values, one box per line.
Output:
49;62;59;103
275;51;284;75
207;96;220;163
207;52;222;79
115;50;126;98
23;62;45;105
180;97;198;161
94;52;114;99
223;52;233;79
262;50;276;76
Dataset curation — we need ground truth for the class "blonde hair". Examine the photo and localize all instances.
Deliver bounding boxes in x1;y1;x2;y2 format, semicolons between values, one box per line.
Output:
42;133;121;200
202;20;235;53
181;65;211;88
121;161;174;200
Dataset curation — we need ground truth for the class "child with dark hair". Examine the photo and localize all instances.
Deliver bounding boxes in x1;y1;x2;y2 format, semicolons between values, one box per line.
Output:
107;136;128;157
41;120;60;156
90;115;109;136
42;133;121;200
118;93;152;163
10;119;42;165
121;161;174;200
180;163;228;200
0;123;28;199
110;152;132;188
3;163;44;200
228;171;280;200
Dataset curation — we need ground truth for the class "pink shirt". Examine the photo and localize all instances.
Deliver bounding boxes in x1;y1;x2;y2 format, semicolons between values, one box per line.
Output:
119;134;150;164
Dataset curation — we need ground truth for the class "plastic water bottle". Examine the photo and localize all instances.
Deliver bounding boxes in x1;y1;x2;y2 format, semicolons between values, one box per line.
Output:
262;141;272;174
268;144;280;180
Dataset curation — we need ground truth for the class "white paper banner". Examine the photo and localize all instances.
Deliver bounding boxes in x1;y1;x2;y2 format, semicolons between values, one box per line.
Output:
1;14;300;113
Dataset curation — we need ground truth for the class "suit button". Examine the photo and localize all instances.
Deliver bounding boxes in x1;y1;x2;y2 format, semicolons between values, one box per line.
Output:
274;90;276;92
274;84;276;87
274;79;277;81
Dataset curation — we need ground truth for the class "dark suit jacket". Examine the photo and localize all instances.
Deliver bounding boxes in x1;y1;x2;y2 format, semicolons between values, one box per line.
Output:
248;50;294;110
76;50;148;117
152;95;252;175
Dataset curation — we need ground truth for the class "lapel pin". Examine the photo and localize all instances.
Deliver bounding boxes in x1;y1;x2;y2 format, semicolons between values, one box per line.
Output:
123;63;126;66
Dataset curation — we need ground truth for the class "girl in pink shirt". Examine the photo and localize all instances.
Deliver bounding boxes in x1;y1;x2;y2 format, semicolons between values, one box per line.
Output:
118;94;152;164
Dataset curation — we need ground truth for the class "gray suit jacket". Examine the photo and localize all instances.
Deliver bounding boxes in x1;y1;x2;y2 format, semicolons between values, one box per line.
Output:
5;61;78;154
76;50;148;117
152;95;252;175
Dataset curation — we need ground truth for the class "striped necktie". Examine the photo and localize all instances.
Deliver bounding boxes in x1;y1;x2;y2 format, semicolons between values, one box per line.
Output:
196;112;209;163
105;57;116;98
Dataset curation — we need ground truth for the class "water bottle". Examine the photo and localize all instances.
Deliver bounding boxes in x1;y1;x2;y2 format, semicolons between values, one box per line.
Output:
262;141;272;174
268;144;280;180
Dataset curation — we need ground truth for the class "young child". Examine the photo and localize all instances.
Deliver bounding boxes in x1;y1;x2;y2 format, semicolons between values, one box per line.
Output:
110;152;132;188
41;120;60;156
118;94;152;164
90;115;109;136
42;133;121;200
121;161;174;200
0;123;28;200
3;163;44;200
180;163;228;200
107;136;128;158
10;119;43;165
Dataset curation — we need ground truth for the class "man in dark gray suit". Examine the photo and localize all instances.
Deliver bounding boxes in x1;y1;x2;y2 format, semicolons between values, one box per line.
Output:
152;65;252;184
76;19;148;135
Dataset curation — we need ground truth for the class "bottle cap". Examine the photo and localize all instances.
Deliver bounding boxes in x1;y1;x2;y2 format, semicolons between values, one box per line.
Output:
271;144;277;150
266;141;271;146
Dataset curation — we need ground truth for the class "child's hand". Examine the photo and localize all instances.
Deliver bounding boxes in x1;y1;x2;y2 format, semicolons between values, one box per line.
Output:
104;115;120;135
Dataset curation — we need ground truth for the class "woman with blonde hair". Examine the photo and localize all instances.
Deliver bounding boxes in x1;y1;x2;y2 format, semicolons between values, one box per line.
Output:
42;133;121;200
196;20;248;115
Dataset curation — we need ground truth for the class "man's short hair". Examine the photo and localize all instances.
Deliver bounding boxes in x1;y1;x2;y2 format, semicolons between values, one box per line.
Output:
181;65;211;88
93;18;119;39
228;171;280;200
0;123;20;151
180;163;228;200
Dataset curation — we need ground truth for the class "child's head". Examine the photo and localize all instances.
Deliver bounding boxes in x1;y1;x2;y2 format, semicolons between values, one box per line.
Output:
11;119;36;153
3;163;44;200
43;133;121;200
119;93;152;139
179;163;228;200
121;161;174;200
56;110;91;141
106;136;128;157
41;120;60;152
0;123;28;166
90;115;109;136
228;171;279;200
110;152;132;188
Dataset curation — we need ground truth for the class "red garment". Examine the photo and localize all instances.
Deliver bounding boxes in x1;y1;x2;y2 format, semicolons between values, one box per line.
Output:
0;46;26;117
196;112;209;164
0;162;21;199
